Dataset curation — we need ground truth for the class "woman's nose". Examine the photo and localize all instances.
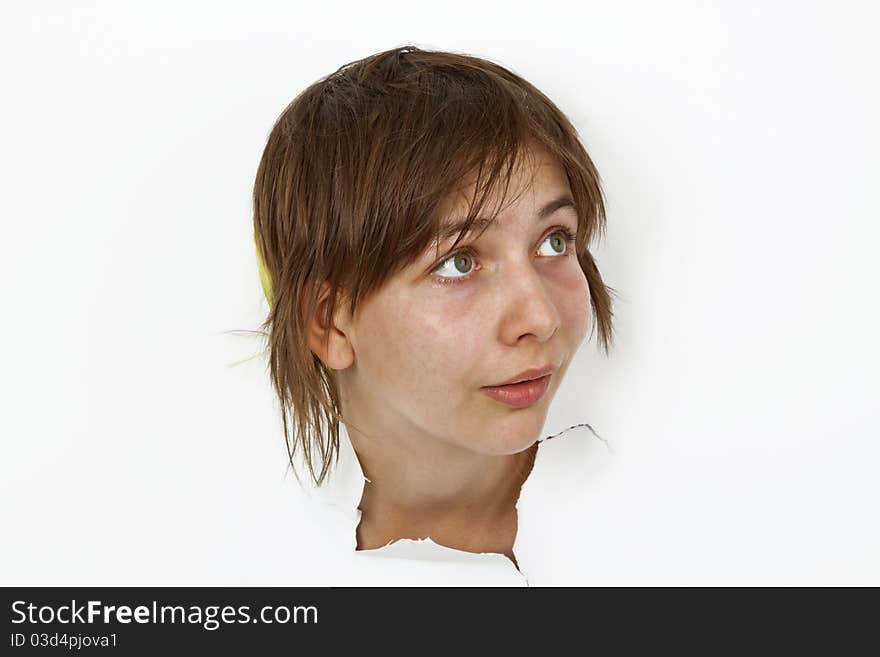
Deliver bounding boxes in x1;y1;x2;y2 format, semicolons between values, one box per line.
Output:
495;264;560;344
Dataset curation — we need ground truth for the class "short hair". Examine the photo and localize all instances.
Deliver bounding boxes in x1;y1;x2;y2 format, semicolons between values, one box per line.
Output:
253;45;616;487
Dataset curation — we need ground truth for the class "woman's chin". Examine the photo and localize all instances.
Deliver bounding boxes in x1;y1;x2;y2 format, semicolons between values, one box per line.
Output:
472;431;543;457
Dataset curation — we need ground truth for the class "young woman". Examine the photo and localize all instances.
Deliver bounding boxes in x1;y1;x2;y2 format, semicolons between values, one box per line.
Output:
252;45;616;582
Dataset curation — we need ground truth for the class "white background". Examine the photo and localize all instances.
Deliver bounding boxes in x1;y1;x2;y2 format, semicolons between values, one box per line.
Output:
1;1;877;585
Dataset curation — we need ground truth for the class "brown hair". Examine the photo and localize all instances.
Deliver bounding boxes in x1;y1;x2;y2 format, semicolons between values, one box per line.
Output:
252;44;616;487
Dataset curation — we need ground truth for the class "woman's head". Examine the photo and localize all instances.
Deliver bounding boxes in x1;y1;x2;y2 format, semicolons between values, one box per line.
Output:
253;45;615;485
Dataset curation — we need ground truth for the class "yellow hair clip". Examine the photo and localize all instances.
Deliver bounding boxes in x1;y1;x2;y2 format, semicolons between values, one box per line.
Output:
254;226;274;308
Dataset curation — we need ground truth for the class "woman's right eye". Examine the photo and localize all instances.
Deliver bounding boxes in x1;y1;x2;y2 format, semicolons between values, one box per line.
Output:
433;251;476;281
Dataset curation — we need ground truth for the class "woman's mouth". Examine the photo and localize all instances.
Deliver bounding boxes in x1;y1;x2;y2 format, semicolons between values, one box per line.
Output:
480;374;552;408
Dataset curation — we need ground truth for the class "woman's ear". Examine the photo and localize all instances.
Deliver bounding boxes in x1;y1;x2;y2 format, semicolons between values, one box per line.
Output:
303;281;355;371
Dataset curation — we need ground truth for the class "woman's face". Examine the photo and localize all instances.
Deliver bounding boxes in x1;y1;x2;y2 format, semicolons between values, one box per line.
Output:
336;144;591;456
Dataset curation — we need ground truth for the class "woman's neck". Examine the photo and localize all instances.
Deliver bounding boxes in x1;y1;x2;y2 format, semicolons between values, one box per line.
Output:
348;421;538;561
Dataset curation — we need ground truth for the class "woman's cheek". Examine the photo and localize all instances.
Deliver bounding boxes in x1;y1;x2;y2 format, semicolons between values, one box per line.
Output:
557;266;591;343
410;298;484;376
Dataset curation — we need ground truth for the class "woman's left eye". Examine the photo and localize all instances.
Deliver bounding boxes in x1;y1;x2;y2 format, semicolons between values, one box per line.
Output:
431;227;576;286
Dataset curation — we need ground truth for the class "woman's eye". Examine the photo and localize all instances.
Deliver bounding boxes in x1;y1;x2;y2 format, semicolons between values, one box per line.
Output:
433;252;475;280
432;228;575;284
537;231;570;257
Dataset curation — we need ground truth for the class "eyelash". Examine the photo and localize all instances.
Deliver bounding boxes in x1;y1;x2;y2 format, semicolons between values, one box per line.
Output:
430;226;577;287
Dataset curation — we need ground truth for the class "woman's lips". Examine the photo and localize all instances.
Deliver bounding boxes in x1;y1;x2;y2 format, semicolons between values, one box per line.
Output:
481;374;551;408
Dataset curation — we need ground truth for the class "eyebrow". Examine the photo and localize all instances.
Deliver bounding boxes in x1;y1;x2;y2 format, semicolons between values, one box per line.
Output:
437;195;577;243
